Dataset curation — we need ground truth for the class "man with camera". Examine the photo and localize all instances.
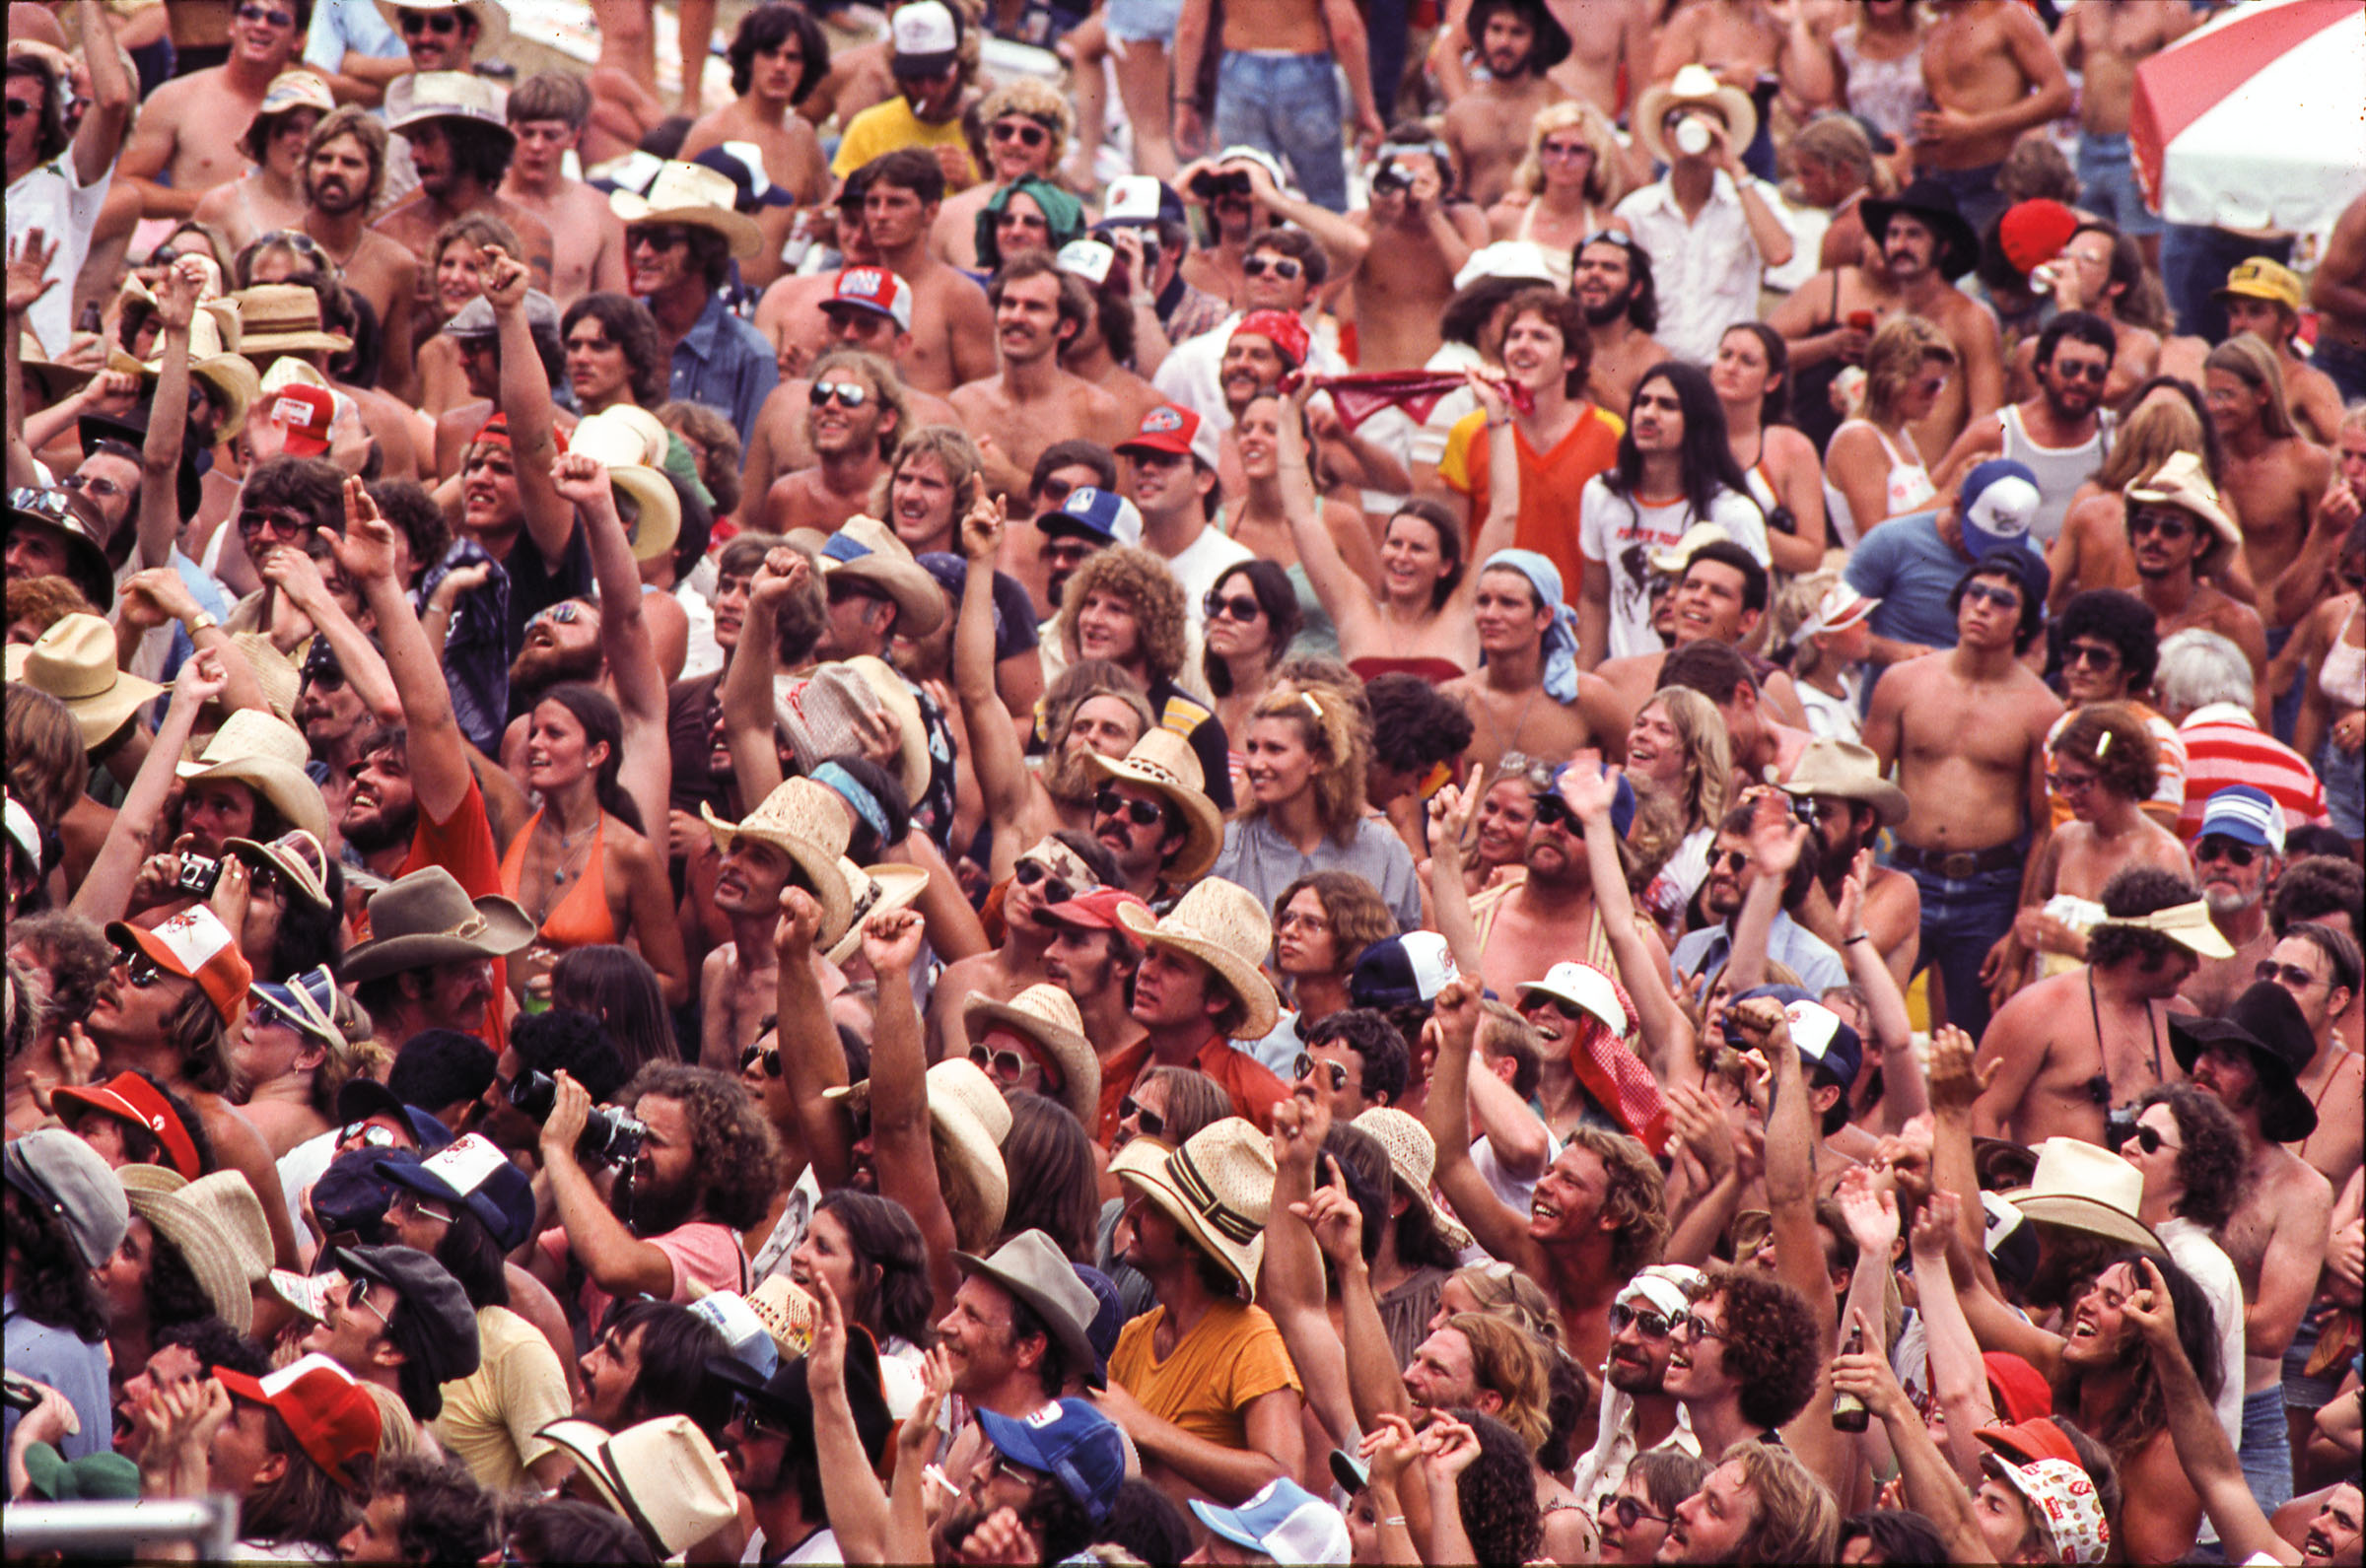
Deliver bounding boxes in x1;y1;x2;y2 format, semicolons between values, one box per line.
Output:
528;1062;781;1323
1340;131;1490;373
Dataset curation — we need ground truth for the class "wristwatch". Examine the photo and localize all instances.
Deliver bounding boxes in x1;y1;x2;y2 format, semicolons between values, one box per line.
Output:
183;611;219;635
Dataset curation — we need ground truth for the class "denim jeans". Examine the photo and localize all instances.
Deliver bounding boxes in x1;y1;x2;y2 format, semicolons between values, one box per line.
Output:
1917;161;2006;242
2160;225;2293;339
1214;51;1349;212
1903;854;2024;1041
2314;334;2366;403
2076;132;2163;238
2239;1384;2293;1511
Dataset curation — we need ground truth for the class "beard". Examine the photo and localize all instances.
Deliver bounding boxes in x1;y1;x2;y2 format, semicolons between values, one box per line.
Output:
611;1162;699;1237
1581;291;1631;328
508;640;605;700
1605;1350;1663;1396
1817;827;1868;883
1040;742;1100;808
341;796;418;855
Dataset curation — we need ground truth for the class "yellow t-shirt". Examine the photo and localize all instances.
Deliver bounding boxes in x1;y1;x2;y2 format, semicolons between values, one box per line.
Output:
830;98;978;183
1107;1299;1301;1453
431;1305;571;1494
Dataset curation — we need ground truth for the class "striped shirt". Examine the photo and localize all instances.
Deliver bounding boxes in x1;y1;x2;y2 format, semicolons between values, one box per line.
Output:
2174;703;2330;840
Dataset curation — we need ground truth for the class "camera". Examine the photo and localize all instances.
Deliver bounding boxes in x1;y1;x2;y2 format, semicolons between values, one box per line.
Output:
176;853;224;898
509;1070;649;1168
1369;166;1410;197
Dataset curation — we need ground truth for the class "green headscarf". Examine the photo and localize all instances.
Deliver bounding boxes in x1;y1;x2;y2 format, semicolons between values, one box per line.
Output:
975;175;1086;271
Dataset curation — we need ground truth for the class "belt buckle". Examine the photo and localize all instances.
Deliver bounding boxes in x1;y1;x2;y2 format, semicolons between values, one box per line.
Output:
1940;852;1978;879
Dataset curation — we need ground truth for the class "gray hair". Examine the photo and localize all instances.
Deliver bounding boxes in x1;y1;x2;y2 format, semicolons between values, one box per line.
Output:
2153;629;2254;719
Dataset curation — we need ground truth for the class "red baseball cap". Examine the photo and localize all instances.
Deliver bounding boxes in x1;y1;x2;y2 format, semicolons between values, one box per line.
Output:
1981;1352;2053;1425
266;386;336;458
212;1353;381;1491
1977;1415;2077;1468
1997;199;2078;277
1033;886;1152;937
53;1071;203;1181
1117;403;1218;469
825;266;914;332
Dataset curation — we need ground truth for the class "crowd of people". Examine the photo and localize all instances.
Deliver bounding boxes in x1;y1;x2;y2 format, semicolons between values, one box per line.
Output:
4;0;2365;1562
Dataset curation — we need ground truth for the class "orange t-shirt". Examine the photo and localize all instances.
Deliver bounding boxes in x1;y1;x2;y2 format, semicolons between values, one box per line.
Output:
1438;404;1625;602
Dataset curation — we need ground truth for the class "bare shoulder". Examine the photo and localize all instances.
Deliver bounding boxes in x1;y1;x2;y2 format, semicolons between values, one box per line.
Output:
1990;966;2076;1026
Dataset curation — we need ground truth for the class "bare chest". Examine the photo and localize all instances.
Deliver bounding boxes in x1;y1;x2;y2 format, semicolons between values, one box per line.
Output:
1899;673;2039;768
1923;16;2024;104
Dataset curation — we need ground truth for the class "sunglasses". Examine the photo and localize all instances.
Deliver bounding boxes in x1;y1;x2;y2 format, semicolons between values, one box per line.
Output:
237;508;313;541
2062;642;2121;669
2047;769;2100;795
1960;580;2023;609
2256;959;2326;989
1608;1301;1675;1339
1204;591;1263;623
114;946;164;988
1011;859;1075;904
969;1043;1039;1082
1710;848;1751;873
990;120;1050;148
1530;794;1580;831
1242;254;1302;280
2053;359;2109;384
3;98;35;122
1293;1054;1349;1092
533;601;587;628
740;1043;784;1077
1094;788;1165;829
340;1122;401;1150
1600;1496;1673;1533
629;227;690;251
735;1394;787;1439
1669;1311;1726;1342
1539;140;1593;162
2127;511;2192;541
238;3;297;26
1117;1096;1164;1137
2195;835;2259;866
346;1277;393;1327
2128;1123;2180;1155
811;379;870;409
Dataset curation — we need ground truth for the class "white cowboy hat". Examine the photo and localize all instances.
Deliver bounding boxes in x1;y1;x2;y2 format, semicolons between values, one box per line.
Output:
174;708;331;846
384;70;510;137
373;0;510;51
962;982;1100;1127
2002;1137;2160;1254
1634;64;1759;168
564;409;681;564
116;1166;269;1333
1351;1107;1473;1251
826;1058;1011;1246
531;1415;737;1557
1115;878;1281;1040
823;860;932;968
702;779;857;944
1081;728;1223;881
607;160;765;260
1109;1119;1277;1298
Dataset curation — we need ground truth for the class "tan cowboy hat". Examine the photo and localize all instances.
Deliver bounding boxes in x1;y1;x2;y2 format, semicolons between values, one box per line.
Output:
811;515;948;639
231;284;352;357
564;409;681;564
373;0;510;51
702;779;857;945
962;983;1100;1126
2002;1136;2160;1254
106;308;261;445
740;1272;819;1360
826;1058;1011;1244
116;1166;267;1334
384;70;511;137
1779;736;1909;827
953;1229;1107;1388
231;632;302;725
607;160;765;260
823;860;931;967
532;1415;737;1557
1635;64;1758;168
223;828;334;911
174;709;330;846
1115;878;1281;1040
1081;728;1223;881
1109;1118;1276;1298
1351;1107;1474;1251
19;331;95;404
2124;452;2240;569
339;865;536;983
5;614;164;748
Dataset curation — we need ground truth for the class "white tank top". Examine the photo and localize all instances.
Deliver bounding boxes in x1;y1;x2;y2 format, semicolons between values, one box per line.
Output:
1822;420;1935;546
1999;404;2113;546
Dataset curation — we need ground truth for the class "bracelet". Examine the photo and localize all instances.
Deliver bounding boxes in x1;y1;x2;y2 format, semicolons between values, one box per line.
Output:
1844;932;1869;945
182;612;218;635
1379;1517;1408;1529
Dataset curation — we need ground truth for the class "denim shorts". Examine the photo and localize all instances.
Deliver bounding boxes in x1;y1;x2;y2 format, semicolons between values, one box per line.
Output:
1213;51;1348;212
2077;132;2164;239
1106;0;1181;44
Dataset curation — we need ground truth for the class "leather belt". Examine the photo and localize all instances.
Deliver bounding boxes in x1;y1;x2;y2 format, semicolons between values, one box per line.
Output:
1890;841;2023;879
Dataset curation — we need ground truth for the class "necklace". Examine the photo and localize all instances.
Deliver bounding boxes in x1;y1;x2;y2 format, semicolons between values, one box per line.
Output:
545;815;599;889
1481;681;1544;759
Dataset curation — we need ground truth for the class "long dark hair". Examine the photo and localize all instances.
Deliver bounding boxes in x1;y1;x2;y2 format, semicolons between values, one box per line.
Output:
1608;363;1756;526
532;684;645;833
998;1093;1099;1262
551;945;678;1075
560;294;668;408
2055;1249;2221;1466
816;1190;937;1348
3;1185;107;1341
1389;498;1466;611
1203;561;1301;696
1723;321;1792;428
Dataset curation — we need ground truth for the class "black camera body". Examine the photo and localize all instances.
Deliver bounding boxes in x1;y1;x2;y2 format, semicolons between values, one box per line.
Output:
1369;166;1410;197
176;853;224;898
509;1070;649;1168
1188;170;1252;202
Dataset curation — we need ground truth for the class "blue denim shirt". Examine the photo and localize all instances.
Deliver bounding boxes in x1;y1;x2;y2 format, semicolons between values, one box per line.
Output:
1669;908;1849;996
666;291;779;447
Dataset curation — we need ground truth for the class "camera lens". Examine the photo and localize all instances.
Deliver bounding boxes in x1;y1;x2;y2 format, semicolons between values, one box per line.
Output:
509;1070;556;1120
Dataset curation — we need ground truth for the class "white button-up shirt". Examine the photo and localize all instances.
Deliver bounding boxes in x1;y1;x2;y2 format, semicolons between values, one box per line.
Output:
1614;171;1791;364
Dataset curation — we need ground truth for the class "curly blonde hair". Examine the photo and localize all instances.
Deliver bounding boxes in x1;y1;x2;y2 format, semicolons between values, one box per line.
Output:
976;76;1073;168
1863;314;1956;429
1510;100;1621;205
1246;680;1372;843
1056;547;1189;685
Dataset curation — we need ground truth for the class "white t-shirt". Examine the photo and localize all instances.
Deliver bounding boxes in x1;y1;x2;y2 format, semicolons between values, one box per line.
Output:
1577;479;1769;659
7;153;111;357
1160;524;1255;642
2157;1216;2246;1454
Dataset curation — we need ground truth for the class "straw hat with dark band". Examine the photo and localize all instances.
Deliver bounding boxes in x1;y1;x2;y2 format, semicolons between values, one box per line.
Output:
702;779;857;945
1081;728;1223;881
1109;1119;1277;1298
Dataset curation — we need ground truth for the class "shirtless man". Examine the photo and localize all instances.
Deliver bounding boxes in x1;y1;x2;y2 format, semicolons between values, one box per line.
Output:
1344;134;1490;372
1658;639;1813;789
1861;183;2005;459
293;109;420;406
2054;0;2195;270
1440;0;1570;210
1174;154;1262;309
2182;984;2336;1500
758;347;904;535
922;834;1100;1060
1572;234;1669;418
951;254;1130;503
754;176;875;377
372;75;556;294
2005;224;2161;408
2314;191;2366;404
2207;338;2336;643
114;0;307;219
678;5;830;292
1442;554;1623;782
1914;0;2072;235
851;150;999;397
697;807;801;1069
1864;549;2061;1037
1170;0;1384;214
2127;452;2270;703
1057;255;1169;438
1465;762;1673;1006
2216;261;2348;446
1971;865;2222;1147
2180;787;2286;1019
499;72;629;307
1433;0;1646;114
2262;924;2363;1193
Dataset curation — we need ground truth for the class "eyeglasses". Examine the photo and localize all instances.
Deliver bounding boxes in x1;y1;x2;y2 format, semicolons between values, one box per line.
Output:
1117;1096;1164;1137
2127;511;2192;541
2053;359;2109;384
1530;794;1580;831
1011;858;1074;904
346;1278;393;1328
340;1122;401;1150
396;8;462;33
990;119;1050;149
395;1192;457;1227
2129;1123;2181;1155
740;1043;784;1077
1293;1054;1349;1092
1094;788;1165;829
59;472;124;501
1242;254;1302;281
1274;907;1330;934
2256;959;2326;989
1600;1496;1674;1533
2047;770;2100;795
1669;1311;1726;1342
113;946;164;988
969;1043;1039;1082
1708;848;1751;874
2195;835;2259;866
237;508;313;541
1608;1301;1675;1339
1960;581;2022;609
1204;591;1263;623
238;3;298;26
2062;642;2121;670
1539;141;1593;163
628;227;690;252
1036;477;1076;508
811;379;870;409
735;1395;787;1439
532;602;587;629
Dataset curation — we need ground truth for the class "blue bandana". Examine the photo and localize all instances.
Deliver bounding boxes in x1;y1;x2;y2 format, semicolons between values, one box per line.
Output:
811;761;891;848
1481;548;1580;704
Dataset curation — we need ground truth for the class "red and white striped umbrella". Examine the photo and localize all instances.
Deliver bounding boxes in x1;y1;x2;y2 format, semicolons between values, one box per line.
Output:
2130;0;2366;234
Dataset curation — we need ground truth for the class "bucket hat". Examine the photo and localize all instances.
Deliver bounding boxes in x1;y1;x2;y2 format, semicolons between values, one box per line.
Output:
338;865;535;983
5;490;115;611
1115;878;1281;1039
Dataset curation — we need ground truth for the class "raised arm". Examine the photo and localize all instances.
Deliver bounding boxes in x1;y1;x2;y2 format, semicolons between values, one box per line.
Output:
1567;761;1696;1079
332;478;472;824
1262;1095;1361;1454
804;1276;896;1565
773;888;855;1187
139;259;205;571
953;494;1030;881
4;230;56;488
721;548;808;806
1910;1191;2000;1484
485;246;577;563
1838;850;1925;1125
1832;1310;1994;1564
1420;978;1548;1279
860;910;963;1316
69;652;228;923
547;446;668;836
254;546;402;729
1279;381;1383;648
68;0;135;186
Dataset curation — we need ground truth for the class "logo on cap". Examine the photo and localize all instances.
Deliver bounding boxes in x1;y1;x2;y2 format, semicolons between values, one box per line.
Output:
1141;406;1184;435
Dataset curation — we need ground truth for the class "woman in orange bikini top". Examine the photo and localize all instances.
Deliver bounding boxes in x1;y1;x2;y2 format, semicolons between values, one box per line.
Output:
497;683;692;1009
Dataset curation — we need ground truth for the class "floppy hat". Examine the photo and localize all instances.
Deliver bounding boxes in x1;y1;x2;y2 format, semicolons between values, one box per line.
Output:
977;1398;1127;1522
1190;1479;1352;1566
1463;0;1570;71
106;906;254;1027
1115;878;1282;1039
1;1126;129;1269
813;656;931;803
702;778;857;943
338;865;536;984
963;983;1099;1125
374;0;510;51
824;266;915;332
2002;1136;2160;1253
2169;981;2321;1142
1982;1454;2110;1564
2215;256;2303;312
213;1354;380;1491
827;1058;1011;1241
607;159;765;260
2124;451;2240;569
376;1131;537;1251
174;707;330;846
814;515;948;637
1081;728;1223;880
384;70;511;138
6;613;163;747
225;828;333;911
53;1070;204;1180
230;284;353;357
20;1443;139;1502
1349;931;1459;1012
2088;897;2235;960
1859;175;1982;281
565;408;682;564
824;861;932;967
5;489;115;611
955;1229;1109;1388
1635;64;1759;169
533;1414;737;1556
117;1165;262;1333
1118;402;1220;471
1111;1117;1277;1297
1780;736;1909;826
1517;959;1628;1035
1034;484;1143;548
1352;1108;1473;1250
1790;580;1879;647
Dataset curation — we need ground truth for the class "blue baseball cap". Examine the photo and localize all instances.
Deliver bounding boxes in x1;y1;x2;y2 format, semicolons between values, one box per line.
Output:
2194;784;2284;853
1033;484;1143;547
1539;759;1637;840
375;1132;537;1252
334;1078;454;1155
1190;1479;1352;1565
1729;984;1863;1091
1349;931;1459;1010
1958;458;2042;558
976;1398;1128;1524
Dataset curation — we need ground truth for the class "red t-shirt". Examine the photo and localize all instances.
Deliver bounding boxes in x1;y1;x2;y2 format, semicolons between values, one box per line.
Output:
1438;403;1625;603
351;775;513;1051
1094;1034;1291;1145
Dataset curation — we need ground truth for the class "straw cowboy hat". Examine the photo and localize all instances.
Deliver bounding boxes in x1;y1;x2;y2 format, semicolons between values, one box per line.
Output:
224;829;333;911
373;0;510;51
742;1272;820;1360
6;614;164;748
106;307;260;445
2124;452;2241;574
563;408;681;564
532;1415;738;1558
1082;728;1223;881
826;1058;1011;1243
777;658;931;803
1779;736;1909;827
2002;1136;2160;1253
1115;878;1282;1040
607;159;766;260
1352;1108;1474;1251
231;284;352;358
116;1166;269;1333
339;866;535;984
174;708;331;846
702;778;857;945
385;70;511;138
1635;64;1758;168
809;515;948;639
963;982;1100;1126
824;860;931;967
1109;1118;1277;1298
